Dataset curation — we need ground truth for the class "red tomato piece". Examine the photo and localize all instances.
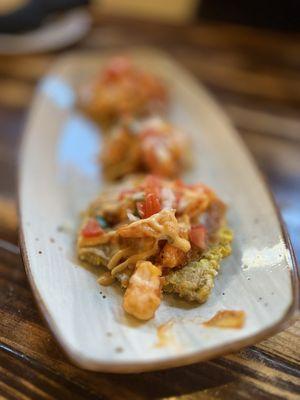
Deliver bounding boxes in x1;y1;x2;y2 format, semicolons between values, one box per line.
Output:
141;175;161;218
103;57;132;82
144;192;161;218
81;219;104;238
136;175;162;219
189;225;207;249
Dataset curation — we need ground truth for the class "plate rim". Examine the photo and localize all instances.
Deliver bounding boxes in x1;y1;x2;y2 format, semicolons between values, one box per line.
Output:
18;49;299;373
0;8;91;55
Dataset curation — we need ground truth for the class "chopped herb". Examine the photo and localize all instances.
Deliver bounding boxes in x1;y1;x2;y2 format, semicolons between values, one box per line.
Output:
96;216;109;229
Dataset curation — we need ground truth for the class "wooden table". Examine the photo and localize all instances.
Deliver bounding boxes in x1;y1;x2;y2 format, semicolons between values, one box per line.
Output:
0;15;299;399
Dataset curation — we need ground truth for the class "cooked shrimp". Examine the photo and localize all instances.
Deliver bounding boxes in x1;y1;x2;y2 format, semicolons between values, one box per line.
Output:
157;243;187;269
123;261;162;320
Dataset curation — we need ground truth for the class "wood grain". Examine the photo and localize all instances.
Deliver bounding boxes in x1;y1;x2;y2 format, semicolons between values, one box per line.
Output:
0;248;299;399
0;15;299;399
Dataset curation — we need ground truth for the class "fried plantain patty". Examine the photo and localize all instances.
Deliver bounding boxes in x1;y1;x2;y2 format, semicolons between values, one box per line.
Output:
163;227;233;302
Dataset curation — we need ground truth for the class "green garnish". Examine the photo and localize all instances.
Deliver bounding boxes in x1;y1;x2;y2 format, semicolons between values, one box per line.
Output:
96;216;109;229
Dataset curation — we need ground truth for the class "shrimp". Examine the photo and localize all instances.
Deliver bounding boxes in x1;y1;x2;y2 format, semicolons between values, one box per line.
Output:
157;243;187;269
123;261;162;320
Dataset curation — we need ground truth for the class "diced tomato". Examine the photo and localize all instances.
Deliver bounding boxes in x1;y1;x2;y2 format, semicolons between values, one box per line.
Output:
137;193;161;219
144;192;161;218
189;224;207;249
81;219;104;238
102;56;132;83
137;175;161;218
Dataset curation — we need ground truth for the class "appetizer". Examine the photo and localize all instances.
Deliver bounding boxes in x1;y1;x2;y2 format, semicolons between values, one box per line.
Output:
80;56;168;129
77;175;232;321
101;116;189;180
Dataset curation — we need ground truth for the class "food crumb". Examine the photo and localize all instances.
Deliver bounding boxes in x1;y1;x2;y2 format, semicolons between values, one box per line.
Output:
115;347;123;353
98;272;115;286
50;238;55;243
203;310;245;329
56;224;73;234
154;320;176;348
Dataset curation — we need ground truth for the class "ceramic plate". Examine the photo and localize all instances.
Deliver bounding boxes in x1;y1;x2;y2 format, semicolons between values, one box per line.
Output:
19;49;298;373
0;9;91;55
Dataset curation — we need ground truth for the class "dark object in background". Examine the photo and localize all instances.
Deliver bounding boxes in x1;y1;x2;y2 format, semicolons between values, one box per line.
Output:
199;0;300;31
0;0;89;34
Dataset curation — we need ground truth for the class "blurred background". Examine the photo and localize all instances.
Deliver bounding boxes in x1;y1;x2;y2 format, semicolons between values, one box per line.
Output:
0;1;299;398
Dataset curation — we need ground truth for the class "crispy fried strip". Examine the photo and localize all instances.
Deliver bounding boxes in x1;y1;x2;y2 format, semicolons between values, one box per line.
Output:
111;242;158;276
108;248;133;270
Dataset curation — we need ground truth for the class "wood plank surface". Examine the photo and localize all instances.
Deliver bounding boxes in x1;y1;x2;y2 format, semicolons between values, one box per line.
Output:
0;15;299;399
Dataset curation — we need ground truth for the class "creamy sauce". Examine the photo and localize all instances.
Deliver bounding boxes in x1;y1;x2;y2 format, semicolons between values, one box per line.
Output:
154;321;175;348
98;272;115;286
203;310;245;329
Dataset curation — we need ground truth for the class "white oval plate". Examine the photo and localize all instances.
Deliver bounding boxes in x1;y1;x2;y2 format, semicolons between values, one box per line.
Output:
19;49;298;373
